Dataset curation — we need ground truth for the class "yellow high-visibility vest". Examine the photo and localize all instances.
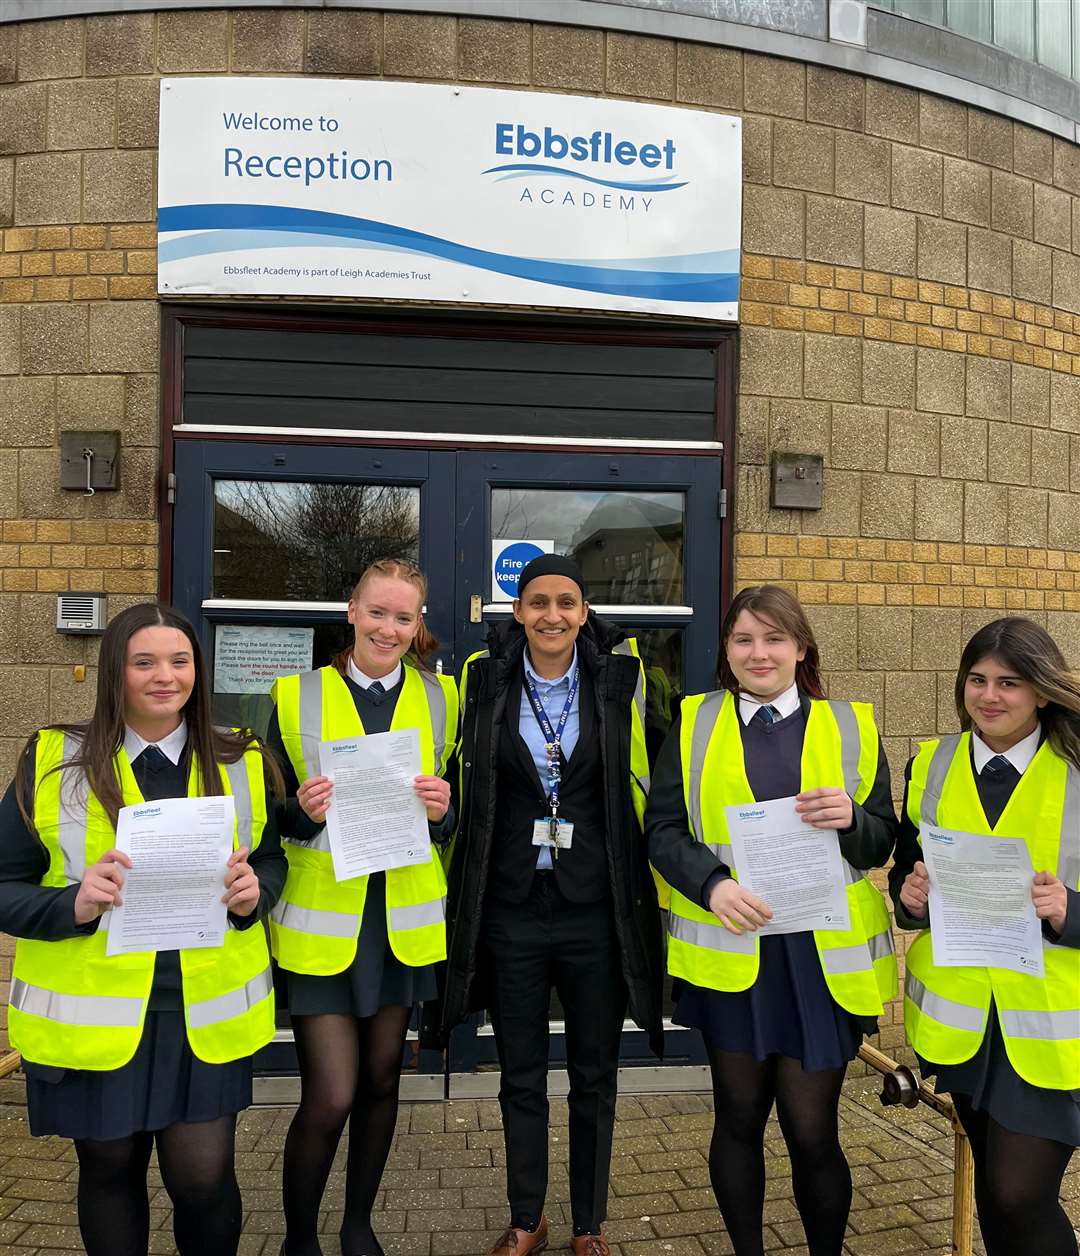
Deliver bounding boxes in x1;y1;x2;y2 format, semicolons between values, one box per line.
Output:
904;733;1080;1089
10;728;274;1070
667;690;897;1016
270;663;458;975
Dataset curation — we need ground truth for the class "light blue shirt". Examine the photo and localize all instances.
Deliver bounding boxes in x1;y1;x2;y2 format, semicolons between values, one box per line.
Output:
520;647;579;870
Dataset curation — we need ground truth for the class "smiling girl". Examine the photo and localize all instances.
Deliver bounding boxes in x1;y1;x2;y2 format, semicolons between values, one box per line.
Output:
646;585;898;1256
266;558;458;1256
0;602;286;1256
890;617;1080;1256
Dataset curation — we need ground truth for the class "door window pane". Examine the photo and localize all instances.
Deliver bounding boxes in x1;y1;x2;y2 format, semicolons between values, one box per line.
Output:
491;489;686;605
211;620;351;737
213;480;420;601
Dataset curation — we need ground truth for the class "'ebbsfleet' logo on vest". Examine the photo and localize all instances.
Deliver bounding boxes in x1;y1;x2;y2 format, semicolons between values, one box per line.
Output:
484;123;687;212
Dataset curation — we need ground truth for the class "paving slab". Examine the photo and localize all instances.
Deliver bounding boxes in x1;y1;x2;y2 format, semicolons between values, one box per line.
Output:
1;1073;1078;1254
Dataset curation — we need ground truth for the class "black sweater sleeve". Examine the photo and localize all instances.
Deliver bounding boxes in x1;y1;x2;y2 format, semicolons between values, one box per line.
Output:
0;741;98;941
644;714;729;905
229;755;288;930
888;759;929;932
839;739;898;871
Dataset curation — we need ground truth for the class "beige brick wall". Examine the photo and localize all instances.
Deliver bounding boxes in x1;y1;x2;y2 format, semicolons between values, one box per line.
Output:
0;8;1078;1069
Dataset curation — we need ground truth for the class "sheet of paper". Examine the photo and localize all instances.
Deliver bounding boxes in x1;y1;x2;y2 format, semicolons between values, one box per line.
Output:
319;729;430;882
921;825;1044;977
106;795;234;955
724;796;851;935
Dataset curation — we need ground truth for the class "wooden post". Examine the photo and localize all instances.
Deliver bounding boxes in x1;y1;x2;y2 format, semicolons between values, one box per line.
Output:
0;1050;20;1079
856;1044;975;1256
951;1116;975;1256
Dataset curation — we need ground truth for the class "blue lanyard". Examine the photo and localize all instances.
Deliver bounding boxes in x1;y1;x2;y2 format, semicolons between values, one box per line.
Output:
523;666;579;819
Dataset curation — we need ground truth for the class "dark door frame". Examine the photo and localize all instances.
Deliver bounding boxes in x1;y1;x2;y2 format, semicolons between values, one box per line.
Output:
158;303;738;615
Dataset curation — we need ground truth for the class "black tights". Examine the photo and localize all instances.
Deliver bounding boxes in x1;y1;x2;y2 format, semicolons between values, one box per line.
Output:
282;1006;412;1256
952;1094;1077;1256
707;1049;851;1256
74;1114;240;1256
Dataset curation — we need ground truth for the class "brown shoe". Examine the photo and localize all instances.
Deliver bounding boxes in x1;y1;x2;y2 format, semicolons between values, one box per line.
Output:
484;1216;549;1256
571;1235;610;1256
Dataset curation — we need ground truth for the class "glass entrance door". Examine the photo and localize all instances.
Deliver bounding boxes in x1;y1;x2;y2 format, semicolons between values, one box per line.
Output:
170;439;724;1095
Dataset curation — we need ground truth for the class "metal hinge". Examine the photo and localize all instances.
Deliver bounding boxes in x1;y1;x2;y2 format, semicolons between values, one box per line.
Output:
166;472;176;505
717;489;728;519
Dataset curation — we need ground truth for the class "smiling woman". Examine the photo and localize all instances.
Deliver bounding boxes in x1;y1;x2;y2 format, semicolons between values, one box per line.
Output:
0;602;287;1256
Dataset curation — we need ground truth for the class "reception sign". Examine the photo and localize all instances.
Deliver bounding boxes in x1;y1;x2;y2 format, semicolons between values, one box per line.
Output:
157;79;741;319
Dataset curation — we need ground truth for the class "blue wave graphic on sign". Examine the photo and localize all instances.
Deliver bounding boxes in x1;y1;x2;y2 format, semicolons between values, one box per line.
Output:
480;163;688;191
157;204;739;303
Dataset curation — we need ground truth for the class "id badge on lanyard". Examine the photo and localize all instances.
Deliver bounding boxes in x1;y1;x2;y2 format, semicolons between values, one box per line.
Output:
524;666;579;860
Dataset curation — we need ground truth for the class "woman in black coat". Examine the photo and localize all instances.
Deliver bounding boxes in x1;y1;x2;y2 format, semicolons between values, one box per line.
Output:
437;555;663;1256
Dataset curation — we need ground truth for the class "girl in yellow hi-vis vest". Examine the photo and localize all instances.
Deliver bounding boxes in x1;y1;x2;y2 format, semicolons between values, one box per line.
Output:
646;585;898;1256
267;558;458;1256
891;617;1079;1256
0;602;286;1256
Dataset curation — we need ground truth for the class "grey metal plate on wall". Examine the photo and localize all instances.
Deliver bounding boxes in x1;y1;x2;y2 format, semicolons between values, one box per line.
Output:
771;452;824;510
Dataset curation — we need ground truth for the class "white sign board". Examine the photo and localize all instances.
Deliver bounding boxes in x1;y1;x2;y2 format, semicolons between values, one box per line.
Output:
491;539;555;602
158;79;741;319
213;624;314;694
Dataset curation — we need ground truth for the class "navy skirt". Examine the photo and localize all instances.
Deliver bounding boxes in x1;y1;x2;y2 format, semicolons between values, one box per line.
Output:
24;1010;253;1141
920;1003;1080;1146
285;871;437;1017
674;931;878;1072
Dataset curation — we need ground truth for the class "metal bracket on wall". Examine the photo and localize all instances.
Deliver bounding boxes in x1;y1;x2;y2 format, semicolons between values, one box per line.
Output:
59;432;120;493
771;452;823;510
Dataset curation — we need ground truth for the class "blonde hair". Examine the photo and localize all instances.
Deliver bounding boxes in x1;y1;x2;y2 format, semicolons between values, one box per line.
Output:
333;558;439;674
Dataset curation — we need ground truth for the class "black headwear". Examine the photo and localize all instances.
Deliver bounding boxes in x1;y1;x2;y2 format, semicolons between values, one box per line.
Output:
516;554;586;600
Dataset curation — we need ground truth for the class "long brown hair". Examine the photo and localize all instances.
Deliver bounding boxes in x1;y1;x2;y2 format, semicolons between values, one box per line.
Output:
16;602;282;831
718;585;827;700
332;558;439;676
955;617;1080;770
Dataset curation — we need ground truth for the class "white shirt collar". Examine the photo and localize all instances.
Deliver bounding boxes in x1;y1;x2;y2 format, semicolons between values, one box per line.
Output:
124;718;188;766
347;656;402;691
524;645;578;687
738;683;800;726
971;724;1041;776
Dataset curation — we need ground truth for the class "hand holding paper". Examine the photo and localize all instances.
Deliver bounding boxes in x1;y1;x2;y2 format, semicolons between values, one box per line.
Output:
920;825;1044;977
724;796;851;935
106;796;235;955
319;729;431;881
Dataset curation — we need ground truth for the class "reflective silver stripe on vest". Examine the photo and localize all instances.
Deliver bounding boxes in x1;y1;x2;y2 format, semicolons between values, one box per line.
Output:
186;966;273;1031
271;900;359;939
1060;764;1080;891
919;735;961;827
822;928;895;975
53;732;88;884
905;971;985;1034
669;911;757;955
10;976;143;1028
298;671;324;779
613;639;646;733
827;701;862;799
299;667;448;774
688;692;727;840
389;896;446;933
222;756;252;849
416;669;449;772
998;1007;1080;1041
284;828;332;853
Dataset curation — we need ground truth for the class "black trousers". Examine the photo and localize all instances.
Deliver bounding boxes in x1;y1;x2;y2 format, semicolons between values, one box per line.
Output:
482;873;628;1234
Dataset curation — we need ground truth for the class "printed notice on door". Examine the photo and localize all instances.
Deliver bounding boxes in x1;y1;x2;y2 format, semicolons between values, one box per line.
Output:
214;624;314;694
